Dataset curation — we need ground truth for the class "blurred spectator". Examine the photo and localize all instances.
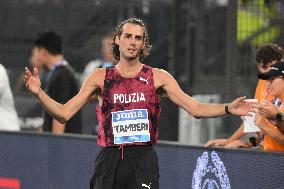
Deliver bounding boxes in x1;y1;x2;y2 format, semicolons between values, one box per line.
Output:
254;61;284;151
80;33;115;84
0;63;20;131
32;31;82;134
13;52;48;132
205;43;284;151
14;53;49;96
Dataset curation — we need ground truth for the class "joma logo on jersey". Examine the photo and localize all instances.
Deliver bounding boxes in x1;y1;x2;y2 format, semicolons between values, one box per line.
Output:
113;110;146;121
114;93;145;104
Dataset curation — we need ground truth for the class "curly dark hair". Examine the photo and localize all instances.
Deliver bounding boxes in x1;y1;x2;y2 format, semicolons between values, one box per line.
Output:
111;18;152;61
255;43;283;65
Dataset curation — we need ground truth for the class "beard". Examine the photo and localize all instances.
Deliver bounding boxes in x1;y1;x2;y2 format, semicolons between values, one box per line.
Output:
124;49;142;61
127;55;139;61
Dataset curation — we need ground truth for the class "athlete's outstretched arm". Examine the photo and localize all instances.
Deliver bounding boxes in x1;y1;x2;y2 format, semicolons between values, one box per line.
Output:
24;67;103;123
153;69;252;118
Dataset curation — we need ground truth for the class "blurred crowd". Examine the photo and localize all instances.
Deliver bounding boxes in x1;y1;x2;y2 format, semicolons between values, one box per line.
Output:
1;31;115;135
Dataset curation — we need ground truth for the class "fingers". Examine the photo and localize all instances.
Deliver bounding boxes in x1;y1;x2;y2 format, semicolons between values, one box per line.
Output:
204;140;220;147
225;143;244;149
34;67;39;78
238;96;247;101
204;139;226;147
254;112;259;119
258;111;264;117
24;67;35;89
262;102;270;106
25;67;32;77
204;140;214;147
232;96;246;104
254;113;260;126
245;107;257;117
24;67;31;84
249;107;257;113
257;105;266;114
25;81;30;88
258;108;267;116
224;140;250;148
257;102;277;119
250;103;258;109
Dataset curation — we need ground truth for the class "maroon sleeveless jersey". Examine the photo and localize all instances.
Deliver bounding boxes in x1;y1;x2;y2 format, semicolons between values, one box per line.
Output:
96;65;161;147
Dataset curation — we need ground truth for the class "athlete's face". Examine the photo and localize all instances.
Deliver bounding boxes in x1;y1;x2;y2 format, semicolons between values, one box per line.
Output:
268;76;284;98
115;23;144;61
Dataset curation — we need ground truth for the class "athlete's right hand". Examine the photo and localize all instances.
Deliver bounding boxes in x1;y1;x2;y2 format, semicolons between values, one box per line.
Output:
24;67;41;95
204;139;229;147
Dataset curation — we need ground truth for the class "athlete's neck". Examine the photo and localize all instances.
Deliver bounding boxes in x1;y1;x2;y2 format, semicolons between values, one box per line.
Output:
116;60;143;78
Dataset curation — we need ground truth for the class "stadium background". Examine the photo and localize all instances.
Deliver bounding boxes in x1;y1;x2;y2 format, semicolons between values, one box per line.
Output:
1;0;284;142
1;0;284;188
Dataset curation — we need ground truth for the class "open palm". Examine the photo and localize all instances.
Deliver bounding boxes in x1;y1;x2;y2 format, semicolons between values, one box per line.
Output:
24;67;41;95
229;97;254;116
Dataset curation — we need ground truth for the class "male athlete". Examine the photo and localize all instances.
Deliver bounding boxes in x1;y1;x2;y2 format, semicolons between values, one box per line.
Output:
24;18;253;189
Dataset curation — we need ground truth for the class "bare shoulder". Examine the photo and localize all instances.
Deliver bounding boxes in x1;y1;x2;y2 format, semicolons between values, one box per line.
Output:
90;67;106;78
153;68;172;79
152;68;175;89
82;68;106;89
153;68;175;81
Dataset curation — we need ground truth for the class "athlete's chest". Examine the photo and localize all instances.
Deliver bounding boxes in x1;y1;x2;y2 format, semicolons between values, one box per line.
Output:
106;77;154;105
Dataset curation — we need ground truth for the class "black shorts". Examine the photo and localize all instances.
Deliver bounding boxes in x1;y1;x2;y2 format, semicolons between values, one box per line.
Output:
90;145;159;189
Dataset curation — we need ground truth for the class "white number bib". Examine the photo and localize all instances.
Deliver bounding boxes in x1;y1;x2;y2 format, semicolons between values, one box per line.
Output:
111;109;150;144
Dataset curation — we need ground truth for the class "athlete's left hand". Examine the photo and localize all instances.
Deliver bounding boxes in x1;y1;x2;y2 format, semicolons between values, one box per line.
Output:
228;96;256;116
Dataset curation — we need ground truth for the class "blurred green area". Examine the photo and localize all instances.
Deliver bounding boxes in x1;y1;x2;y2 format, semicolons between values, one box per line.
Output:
237;0;280;46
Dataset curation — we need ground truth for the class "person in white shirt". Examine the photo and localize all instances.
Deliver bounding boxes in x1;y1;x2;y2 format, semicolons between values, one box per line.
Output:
0;63;20;131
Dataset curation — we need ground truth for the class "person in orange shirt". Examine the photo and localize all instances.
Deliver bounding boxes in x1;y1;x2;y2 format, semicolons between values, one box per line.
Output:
205;43;284;150
257;94;284;135
255;61;284;151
